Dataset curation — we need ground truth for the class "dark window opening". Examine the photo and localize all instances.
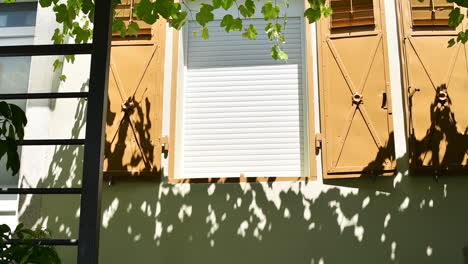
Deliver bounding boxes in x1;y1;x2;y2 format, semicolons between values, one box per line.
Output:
0;2;37;28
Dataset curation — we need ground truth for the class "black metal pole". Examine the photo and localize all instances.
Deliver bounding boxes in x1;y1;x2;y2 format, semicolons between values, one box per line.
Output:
77;0;113;263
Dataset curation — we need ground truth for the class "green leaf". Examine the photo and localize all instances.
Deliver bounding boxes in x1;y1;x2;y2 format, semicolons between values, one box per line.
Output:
220;14;243;32
304;7;322;23
448;7;464;28
59;75;67;82
53;59;63;71
0;101;11;119
201;26;210;39
9;104;27;140
154;0;173;19
196;4;215;27
171;10;187;29
265;22;282;40
39;0;53;7
448;38;456;47
239;0;256;18
242;24;257;40
322;6;333;17
261;1;280;20
220;0;234;10
134;0;158;24
270;45;288;60
0;224;10;235
72;22;91;44
64;55;75;63
112;19;126;37
51;28;64;44
213;0;222;9
127;22;140;36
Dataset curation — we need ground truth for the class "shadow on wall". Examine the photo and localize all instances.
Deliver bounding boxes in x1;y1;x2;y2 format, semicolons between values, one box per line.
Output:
17;84;468;264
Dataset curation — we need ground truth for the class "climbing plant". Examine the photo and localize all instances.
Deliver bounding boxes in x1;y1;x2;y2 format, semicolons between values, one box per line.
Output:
0;224;61;264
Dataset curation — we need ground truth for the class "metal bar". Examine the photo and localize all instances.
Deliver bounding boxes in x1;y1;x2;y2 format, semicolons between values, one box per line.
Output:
19;139;85;146
6;239;78;246
0;188;81;195
77;0;113;263
0;92;89;100
0;44;93;57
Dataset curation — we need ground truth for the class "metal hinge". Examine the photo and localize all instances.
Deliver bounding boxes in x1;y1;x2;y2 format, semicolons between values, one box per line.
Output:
159;136;169;152
315;133;323;150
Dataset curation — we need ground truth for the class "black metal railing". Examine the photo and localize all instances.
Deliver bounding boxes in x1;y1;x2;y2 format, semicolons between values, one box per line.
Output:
0;0;113;263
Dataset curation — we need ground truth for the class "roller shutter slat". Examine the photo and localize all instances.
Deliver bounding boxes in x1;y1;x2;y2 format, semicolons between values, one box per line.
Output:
183;18;305;178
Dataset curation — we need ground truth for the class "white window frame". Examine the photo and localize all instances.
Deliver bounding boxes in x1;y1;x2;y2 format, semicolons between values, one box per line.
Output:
169;0;313;180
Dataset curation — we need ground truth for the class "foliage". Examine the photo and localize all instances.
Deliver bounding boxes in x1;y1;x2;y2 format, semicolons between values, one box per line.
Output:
0;102;27;176
446;0;468;46
0;224;61;264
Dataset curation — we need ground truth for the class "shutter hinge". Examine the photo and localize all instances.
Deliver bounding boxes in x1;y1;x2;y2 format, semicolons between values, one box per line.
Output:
159;136;169;153
315;133;323;150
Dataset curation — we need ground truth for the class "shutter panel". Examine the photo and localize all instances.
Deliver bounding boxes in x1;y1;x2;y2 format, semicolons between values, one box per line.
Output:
331;0;374;29
400;1;468;174
318;0;395;178
103;20;166;177
182;18;306;179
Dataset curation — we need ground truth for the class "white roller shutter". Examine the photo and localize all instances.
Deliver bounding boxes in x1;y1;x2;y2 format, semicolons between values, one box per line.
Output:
182;17;306;178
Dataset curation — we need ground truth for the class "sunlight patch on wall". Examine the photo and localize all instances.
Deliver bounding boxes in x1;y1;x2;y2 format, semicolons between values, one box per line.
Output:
237;220;249;237
384;213;391;228
248;190;267;240
390;241;397;260
329;201;364;242
177;204;192;222
398;197;410;212
102;198;119;229
207;184;216;196
303;198;311;220
426;246;433;256
206;204;219;239
362;196;370;209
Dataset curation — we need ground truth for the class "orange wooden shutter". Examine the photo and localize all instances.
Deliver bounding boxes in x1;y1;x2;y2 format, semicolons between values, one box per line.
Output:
318;0;395;179
103;19;166;178
331;0;375;29
400;1;468;175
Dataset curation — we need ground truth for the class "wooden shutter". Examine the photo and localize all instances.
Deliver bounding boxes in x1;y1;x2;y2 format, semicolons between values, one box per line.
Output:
114;0;152;37
411;0;454;27
103;19;166;178
331;0;375;29
318;0;395;179
400;1;468;175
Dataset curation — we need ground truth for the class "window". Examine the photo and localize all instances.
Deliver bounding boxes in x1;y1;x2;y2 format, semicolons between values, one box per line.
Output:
0;2;37;28
171;0;313;179
411;0;454;27
330;0;375;29
0;1;36;228
114;0;152;37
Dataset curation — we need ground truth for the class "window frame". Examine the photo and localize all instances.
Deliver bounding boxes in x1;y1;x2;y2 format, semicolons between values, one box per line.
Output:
168;0;317;182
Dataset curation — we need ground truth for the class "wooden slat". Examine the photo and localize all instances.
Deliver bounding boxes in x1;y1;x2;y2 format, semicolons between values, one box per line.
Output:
411;0;454;27
331;0;375;29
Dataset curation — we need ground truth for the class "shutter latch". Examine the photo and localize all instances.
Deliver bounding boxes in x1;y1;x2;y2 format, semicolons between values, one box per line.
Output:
159;136;169;153
315;133;323;151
